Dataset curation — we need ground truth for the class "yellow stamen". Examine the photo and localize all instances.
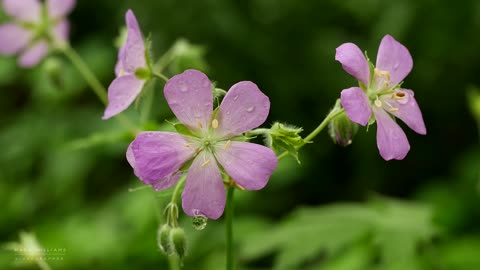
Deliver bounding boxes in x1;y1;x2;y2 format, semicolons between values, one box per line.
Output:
223;140;232;150
196;119;203;129
389;108;399;112
374;99;382;107
375;68;391;81
201;159;211;167
212;119;219;129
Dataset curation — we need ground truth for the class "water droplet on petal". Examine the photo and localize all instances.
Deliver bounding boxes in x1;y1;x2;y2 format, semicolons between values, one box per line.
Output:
192;209;208;230
180;84;188;93
393;63;399;70
246;106;254;113
233;95;239;101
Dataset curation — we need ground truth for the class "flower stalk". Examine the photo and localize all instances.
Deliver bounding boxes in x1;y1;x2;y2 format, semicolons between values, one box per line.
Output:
277;107;345;160
225;185;235;270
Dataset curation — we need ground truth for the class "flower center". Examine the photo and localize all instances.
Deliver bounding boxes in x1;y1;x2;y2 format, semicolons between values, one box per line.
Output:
373;68;392;91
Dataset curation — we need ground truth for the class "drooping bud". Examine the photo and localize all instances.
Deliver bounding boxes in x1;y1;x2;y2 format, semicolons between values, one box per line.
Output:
328;111;359;147
157;224;174;255
170;227;187;260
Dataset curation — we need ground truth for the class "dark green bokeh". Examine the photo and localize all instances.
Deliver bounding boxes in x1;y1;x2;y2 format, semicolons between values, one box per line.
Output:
0;0;479;269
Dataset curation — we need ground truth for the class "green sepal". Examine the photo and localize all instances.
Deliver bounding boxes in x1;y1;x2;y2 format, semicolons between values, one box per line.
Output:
174;123;196;137
157;224;174;255
170;227;187;260
267;122;307;163
328;111;359;147
144;33;154;71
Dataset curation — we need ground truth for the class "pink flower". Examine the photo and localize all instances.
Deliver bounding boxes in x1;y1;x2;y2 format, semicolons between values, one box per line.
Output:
336;35;426;160
0;0;75;67
103;10;149;120
127;69;278;219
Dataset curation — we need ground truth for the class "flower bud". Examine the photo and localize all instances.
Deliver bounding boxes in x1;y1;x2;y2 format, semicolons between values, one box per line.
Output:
328;111;359;147
157;224;174;255
170;227;187;259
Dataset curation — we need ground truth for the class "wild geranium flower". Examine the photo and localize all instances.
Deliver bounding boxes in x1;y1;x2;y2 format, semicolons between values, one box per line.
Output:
127;69;278;219
103;9;151;120
0;0;75;67
336;35;426;160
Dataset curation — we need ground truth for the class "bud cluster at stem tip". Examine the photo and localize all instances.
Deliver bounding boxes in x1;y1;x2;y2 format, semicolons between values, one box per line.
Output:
157;203;187;260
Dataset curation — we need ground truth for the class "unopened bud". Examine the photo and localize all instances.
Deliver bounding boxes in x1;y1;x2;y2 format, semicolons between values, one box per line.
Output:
328;111;359;147
157;224;173;255
170;227;187;259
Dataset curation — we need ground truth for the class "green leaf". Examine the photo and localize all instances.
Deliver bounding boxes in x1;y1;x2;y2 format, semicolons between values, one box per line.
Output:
240;197;437;270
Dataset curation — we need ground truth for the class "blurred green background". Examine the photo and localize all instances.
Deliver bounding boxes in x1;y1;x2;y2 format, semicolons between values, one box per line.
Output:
1;0;479;269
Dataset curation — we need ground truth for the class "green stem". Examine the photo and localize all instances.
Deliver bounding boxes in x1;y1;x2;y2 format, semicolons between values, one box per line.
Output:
59;44;140;134
153;72;169;83
226;186;235;270
168;255;181;270
277;108;345;160
171;174;187;204
60;44;108;104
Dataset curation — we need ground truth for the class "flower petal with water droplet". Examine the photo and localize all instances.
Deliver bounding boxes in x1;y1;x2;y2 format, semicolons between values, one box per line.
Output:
182;152;226;220
164;69;213;134
215;81;270;138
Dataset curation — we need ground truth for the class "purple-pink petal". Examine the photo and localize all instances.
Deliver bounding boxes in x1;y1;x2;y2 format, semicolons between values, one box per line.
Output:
335;42;370;86
182;152;226;220
128;132;195;189
103;74;145;119
122;10;146;73
215;141;278;190
381;89;426;135
47;0;76;18
52;20;70;42
164;69;213;134
115;46;126;77
340;87;372;126
376;35;413;86
373;107;410;160
0;23;31;55
215;81;270;138
2;0;41;22
18;41;48;67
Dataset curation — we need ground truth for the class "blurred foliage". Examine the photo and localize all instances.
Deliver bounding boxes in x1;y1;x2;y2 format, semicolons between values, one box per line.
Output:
1;0;480;269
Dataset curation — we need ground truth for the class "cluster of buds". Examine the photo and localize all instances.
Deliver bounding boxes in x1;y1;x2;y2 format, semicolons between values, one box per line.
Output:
157;203;187;260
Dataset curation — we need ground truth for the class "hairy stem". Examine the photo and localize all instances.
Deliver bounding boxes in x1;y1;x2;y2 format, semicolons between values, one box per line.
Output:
277;108;345;160
226;186;235;270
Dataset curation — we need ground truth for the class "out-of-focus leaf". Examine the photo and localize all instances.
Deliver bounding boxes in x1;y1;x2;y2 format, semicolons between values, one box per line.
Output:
240;197;437;270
